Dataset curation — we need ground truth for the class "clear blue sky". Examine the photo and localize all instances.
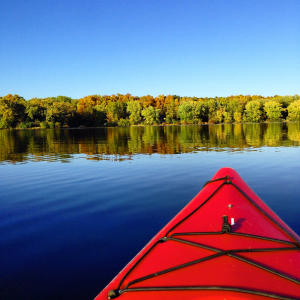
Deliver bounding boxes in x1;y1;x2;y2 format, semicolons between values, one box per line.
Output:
0;0;299;99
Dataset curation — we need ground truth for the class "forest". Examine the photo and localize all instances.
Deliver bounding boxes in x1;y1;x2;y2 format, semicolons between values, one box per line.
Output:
0;93;300;129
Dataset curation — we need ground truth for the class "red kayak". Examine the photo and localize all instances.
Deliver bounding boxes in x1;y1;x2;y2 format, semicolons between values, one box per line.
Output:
95;168;300;300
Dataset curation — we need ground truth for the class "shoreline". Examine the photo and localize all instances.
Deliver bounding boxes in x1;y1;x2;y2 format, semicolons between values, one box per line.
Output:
2;120;299;131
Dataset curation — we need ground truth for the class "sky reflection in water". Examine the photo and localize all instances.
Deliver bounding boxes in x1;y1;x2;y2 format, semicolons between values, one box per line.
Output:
0;123;300;300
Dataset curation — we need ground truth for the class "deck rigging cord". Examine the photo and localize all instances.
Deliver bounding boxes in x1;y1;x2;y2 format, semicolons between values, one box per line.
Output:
108;176;300;300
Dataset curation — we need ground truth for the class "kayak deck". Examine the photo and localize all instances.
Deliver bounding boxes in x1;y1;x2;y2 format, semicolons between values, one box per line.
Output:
95;168;300;300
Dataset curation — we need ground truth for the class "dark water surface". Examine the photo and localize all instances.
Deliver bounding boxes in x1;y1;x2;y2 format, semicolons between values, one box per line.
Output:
1;123;300;300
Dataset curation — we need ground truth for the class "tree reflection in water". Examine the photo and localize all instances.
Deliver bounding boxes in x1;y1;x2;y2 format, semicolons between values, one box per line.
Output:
0;122;300;164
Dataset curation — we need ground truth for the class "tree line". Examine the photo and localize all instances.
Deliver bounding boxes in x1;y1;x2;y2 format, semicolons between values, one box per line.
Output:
0;93;300;129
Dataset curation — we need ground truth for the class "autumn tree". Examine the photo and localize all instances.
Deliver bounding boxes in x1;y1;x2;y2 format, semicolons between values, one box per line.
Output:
0;94;26;128
1;93;300;129
165;100;178;123
77;95;104;126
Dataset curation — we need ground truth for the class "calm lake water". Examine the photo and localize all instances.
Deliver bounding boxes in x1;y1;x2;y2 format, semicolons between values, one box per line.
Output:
1;123;300;300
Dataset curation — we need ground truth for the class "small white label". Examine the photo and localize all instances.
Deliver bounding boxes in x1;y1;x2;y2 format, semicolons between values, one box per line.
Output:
231;218;235;225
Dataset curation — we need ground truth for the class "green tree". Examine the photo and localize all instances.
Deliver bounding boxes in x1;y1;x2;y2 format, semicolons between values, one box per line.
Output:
165;100;178;123
207;99;224;123
46;102;76;126
106;101;126;124
244;100;263;122
26;99;46;122
223;111;232;123
142;106;160;125
94;105;107;126
214;108;225;123
55;96;72;103
287;100;300;121
193;101;208;123
225;100;244;123
178;102;194;123
127;101;142;124
264;101;283;121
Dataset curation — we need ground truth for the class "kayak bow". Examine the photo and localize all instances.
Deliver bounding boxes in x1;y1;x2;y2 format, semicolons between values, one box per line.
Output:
95;167;300;300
